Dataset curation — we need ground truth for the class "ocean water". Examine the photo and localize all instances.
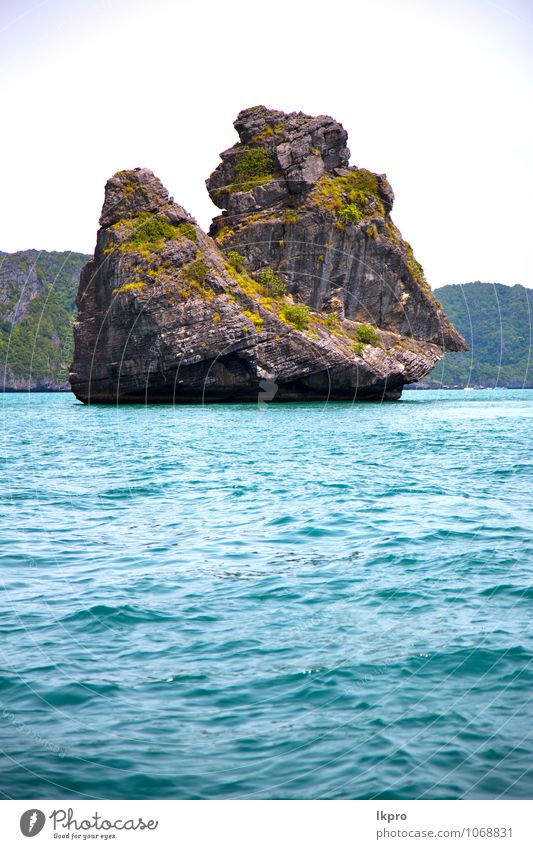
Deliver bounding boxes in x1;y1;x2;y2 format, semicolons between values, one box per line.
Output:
1;389;532;800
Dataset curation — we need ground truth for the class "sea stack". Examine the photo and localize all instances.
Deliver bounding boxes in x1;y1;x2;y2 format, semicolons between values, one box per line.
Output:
69;107;466;403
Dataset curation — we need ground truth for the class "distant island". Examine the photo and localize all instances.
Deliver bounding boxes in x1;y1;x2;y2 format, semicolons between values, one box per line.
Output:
0;250;89;390
421;282;533;388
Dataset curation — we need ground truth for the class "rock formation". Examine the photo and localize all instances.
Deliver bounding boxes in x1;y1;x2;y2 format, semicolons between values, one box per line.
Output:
69;108;466;404
207;106;465;348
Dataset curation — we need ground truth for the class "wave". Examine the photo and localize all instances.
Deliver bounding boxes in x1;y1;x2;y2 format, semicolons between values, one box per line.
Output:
59;603;177;628
479;584;533;600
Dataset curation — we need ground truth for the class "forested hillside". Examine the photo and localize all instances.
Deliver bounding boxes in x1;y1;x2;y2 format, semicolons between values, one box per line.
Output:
426;282;533;388
0;250;89;389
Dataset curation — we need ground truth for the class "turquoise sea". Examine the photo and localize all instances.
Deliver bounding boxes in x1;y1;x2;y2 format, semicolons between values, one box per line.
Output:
0;389;532;799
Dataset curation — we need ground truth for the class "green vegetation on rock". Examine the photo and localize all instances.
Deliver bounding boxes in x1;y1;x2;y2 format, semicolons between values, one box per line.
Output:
109;215;200;296
251;122;286;142
110;212;180;253
114;281;145;295
176;221;198;243
310;169;384;225
337;204;363;225
356;324;380;345
404;241;430;293
229;146;276;192
226;250;247;272
215;225;234;245
242;309;264;331
280;303;311;331
257;267;286;296
178;258;213;300
282;209;298;225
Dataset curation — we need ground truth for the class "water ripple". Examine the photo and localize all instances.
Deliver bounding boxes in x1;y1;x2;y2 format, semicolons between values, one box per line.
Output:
0;390;532;799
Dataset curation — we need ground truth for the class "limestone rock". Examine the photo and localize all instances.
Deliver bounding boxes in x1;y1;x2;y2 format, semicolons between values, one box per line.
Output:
207;106;466;352
99;168;190;228
70;108;466;404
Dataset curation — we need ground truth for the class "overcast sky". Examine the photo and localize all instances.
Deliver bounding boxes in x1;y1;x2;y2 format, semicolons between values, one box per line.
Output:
1;0;532;288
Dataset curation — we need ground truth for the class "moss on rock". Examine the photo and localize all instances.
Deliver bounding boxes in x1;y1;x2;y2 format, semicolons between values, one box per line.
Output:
309;169;385;224
228;145;276;192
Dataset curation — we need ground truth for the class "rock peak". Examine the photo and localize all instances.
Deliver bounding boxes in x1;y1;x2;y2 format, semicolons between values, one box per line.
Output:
233;105;348;156
206;106;465;353
99;168;190;228
206;105;351;214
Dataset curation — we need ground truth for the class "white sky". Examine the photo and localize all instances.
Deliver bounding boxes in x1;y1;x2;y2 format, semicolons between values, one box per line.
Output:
0;0;532;288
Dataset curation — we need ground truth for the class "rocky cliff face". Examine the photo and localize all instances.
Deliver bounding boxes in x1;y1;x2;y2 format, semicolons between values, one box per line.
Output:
70;108;466;404
207;106;465;349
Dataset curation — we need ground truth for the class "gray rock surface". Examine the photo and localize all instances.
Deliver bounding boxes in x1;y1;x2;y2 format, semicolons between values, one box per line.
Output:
70;111;466;404
207;106;466;352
